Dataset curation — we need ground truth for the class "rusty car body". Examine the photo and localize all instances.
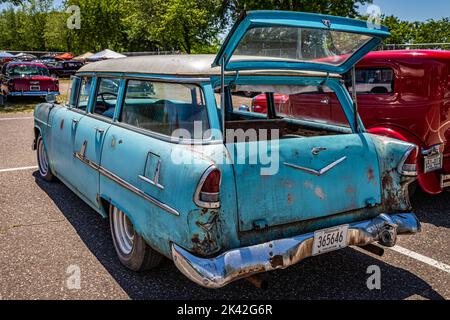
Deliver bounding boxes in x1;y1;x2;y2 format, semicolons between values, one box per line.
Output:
33;11;421;289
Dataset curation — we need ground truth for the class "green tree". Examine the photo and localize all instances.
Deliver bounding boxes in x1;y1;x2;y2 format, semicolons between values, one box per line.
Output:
126;0;226;53
65;0;128;53
380;15;416;44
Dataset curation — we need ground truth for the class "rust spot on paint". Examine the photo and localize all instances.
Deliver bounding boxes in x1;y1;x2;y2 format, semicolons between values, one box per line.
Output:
315;187;326;200
284;181;294;189
270;255;284;268
368;168;375;181
304;181;313;189
347;186;356;194
288;194;294;205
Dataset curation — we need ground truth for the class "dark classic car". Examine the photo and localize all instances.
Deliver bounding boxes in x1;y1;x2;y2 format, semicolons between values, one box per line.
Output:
33;11;421;289
250;50;450;195
0;62;60;105
47;60;84;78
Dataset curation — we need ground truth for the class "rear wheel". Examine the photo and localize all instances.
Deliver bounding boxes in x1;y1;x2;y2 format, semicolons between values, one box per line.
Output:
109;204;163;272
36;135;55;182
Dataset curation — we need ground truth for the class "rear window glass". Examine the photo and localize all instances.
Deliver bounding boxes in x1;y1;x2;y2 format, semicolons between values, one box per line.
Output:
345;68;394;94
232;26;372;67
120;80;210;139
7;65;49;77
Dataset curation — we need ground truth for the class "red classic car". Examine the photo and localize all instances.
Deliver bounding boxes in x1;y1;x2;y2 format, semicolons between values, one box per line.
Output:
0;62;60;104
250;50;450;195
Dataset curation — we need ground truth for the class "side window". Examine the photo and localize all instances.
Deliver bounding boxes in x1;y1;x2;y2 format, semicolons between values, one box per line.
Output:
76;77;93;111
93;78;120;119
120;80;210;139
68;76;81;108
230;90;265;116
345;68;394;94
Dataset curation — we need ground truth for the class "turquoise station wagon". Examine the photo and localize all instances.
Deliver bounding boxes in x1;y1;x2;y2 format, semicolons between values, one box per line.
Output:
33;11;421;289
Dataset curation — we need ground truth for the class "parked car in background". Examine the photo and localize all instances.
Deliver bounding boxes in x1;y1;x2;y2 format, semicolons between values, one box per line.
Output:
33;11;421;289
251;50;450;195
47;60;84;78
0;62;59;105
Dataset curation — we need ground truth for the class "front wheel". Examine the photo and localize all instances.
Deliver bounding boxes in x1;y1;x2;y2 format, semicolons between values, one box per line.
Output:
110;205;163;272
36;135;54;182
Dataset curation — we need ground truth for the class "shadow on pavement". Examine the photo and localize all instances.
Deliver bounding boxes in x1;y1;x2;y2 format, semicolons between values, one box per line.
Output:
0;96;44;113
411;189;450;229
34;172;445;300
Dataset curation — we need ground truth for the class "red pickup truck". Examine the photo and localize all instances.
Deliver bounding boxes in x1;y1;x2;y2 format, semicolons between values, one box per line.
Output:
0;62;59;105
250;50;450;195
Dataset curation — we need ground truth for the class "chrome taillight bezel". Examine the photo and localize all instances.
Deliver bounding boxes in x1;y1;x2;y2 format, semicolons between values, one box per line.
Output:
398;145;419;177
193;166;222;209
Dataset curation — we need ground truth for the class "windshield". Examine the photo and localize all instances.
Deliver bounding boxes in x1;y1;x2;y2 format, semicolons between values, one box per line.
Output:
232;26;372;67
7;65;50;77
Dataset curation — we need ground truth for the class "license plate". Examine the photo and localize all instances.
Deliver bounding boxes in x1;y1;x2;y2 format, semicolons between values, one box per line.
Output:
30;85;40;91
312;225;349;256
424;153;443;173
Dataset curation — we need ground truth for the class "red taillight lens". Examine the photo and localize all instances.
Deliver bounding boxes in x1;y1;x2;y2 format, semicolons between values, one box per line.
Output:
202;170;221;193
195;168;221;208
400;147;419;176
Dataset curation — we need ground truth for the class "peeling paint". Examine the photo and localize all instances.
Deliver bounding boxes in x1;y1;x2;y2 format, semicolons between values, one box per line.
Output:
315;187;326;200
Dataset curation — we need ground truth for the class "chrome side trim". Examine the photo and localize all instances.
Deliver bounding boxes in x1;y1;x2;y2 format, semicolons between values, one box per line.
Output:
172;213;421;289
35;118;51;128
284;156;347;176
74;153;180;216
139;175;165;190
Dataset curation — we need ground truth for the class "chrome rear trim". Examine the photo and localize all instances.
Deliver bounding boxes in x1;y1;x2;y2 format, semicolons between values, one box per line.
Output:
172;213;421;289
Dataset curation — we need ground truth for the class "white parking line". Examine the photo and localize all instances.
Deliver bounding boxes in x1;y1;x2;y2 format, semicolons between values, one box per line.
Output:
0;117;34;121
0;166;38;173
390;245;450;274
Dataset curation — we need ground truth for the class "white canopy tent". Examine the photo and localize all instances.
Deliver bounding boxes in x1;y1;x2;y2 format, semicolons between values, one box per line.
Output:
87;49;126;61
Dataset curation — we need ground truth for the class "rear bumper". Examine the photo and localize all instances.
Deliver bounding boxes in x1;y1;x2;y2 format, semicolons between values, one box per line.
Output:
172;213;421;289
8;91;60;97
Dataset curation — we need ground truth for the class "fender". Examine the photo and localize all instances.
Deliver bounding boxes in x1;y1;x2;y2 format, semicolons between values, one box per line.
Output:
368;125;443;195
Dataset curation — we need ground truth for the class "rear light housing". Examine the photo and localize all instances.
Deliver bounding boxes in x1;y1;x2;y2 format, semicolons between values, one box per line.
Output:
8;80;14;91
194;166;221;209
398;146;419;176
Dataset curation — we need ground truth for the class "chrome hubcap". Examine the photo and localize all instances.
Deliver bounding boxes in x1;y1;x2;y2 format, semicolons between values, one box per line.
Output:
112;207;135;255
38;138;48;176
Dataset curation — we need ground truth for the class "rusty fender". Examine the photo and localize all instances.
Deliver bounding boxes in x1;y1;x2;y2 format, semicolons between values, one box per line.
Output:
172;213;420;289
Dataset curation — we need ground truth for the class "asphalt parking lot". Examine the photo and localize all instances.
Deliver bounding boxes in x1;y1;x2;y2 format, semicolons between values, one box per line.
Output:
0;111;449;300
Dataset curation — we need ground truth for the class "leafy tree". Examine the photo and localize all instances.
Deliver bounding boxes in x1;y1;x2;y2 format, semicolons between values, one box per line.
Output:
126;0;226;53
225;0;373;18
379;15;416;44
65;0;128;53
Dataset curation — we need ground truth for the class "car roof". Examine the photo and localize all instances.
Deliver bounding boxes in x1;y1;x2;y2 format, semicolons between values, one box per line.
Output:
78;54;340;78
363;50;450;61
6;61;47;68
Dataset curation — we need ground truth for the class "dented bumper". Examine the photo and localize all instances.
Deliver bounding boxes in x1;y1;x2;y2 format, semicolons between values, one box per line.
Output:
172;213;421;289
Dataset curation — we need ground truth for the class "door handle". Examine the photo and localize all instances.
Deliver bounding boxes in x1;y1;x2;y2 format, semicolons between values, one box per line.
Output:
72;118;80;124
95;128;105;135
320;99;330;105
